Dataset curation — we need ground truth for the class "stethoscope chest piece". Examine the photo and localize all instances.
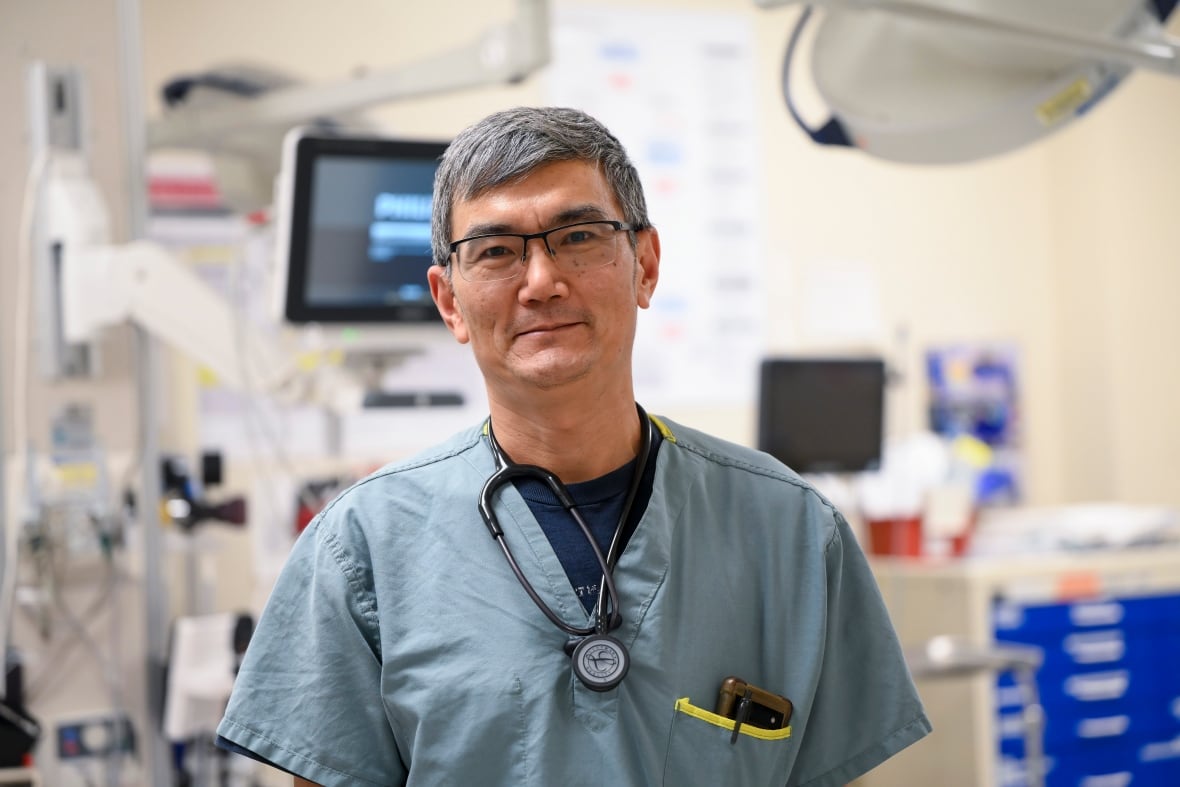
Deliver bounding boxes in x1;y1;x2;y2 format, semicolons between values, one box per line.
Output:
571;634;630;692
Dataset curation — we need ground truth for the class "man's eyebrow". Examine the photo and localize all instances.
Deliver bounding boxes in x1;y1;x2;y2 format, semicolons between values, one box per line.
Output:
549;204;611;225
456;205;613;240
456;221;515;239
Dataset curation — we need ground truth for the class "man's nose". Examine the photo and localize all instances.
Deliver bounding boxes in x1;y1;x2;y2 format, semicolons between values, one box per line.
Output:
518;237;566;298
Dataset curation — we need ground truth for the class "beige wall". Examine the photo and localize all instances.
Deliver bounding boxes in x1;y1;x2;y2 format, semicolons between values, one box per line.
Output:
1045;69;1180;505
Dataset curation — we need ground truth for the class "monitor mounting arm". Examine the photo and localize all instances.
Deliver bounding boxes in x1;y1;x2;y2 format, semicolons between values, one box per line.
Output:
49;153;360;412
147;0;550;150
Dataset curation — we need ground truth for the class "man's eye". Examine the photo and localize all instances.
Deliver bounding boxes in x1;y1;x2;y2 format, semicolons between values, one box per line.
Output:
470;242;517;262
559;227;604;245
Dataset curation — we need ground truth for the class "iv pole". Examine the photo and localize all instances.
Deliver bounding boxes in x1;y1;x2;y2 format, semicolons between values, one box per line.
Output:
113;0;172;783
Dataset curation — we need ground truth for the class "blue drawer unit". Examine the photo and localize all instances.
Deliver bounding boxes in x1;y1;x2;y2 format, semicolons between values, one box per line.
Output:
992;592;1180;786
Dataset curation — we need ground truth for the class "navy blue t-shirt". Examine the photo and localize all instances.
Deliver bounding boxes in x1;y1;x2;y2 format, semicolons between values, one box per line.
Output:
514;432;661;613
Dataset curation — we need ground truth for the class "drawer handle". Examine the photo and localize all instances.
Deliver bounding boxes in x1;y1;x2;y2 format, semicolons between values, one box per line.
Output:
1064;671;1129;701
1064;632;1126;664
1077;715;1130;738
1069;602;1124;627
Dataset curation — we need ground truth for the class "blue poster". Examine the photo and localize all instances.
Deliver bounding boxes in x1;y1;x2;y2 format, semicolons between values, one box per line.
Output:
926;343;1021;504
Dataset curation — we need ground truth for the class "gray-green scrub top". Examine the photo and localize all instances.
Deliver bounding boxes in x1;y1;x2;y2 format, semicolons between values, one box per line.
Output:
217;416;930;786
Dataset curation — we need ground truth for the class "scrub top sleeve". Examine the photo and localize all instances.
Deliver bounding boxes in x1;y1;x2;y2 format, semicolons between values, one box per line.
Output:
790;512;931;787
217;517;406;787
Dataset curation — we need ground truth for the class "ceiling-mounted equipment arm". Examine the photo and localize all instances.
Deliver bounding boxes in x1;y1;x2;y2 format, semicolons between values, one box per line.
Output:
147;0;549;150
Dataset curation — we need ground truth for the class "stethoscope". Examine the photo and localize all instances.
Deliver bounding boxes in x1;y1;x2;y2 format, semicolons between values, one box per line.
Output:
477;405;653;691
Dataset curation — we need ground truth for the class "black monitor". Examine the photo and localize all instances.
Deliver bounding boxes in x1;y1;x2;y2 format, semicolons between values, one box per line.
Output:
757;358;886;474
275;130;449;337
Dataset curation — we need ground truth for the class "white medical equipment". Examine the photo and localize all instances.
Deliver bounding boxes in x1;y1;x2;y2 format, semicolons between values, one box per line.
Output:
759;0;1180;162
57;180;349;407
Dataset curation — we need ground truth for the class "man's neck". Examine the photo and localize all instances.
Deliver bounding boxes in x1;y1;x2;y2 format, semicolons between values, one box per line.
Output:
487;395;642;484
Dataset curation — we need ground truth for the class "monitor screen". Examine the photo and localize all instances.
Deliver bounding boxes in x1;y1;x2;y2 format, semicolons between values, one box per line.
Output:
279;132;449;325
757;358;886;474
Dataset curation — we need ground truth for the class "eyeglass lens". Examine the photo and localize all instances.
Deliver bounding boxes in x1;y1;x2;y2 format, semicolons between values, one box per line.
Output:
455;221;625;282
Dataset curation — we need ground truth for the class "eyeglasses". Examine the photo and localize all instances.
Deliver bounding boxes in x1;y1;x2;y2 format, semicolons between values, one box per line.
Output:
448;220;640;283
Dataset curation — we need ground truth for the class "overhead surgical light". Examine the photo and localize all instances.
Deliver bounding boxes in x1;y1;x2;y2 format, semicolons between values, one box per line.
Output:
758;0;1180;163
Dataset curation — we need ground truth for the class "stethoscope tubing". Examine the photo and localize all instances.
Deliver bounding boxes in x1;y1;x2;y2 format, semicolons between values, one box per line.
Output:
595;410;651;619
478;406;652;639
479;459;618;636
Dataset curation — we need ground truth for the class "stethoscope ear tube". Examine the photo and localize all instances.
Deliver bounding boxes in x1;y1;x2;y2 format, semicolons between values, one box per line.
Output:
476;481;504;538
595;405;653;622
479;462;575;536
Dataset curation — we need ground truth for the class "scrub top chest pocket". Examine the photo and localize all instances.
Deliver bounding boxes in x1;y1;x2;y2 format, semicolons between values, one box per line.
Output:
663;698;794;786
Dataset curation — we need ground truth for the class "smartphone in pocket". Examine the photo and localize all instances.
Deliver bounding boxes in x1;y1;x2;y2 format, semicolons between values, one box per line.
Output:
715;676;793;730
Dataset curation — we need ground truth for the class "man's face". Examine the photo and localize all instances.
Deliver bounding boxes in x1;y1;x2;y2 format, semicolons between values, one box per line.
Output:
428;159;660;400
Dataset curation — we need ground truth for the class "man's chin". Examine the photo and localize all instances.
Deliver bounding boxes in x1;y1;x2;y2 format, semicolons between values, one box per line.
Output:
508;353;592;391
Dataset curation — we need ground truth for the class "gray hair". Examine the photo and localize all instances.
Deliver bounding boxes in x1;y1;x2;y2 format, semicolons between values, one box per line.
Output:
431;106;650;269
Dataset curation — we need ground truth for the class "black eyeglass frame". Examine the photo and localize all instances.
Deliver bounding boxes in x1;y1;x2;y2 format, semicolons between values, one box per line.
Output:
446;219;643;280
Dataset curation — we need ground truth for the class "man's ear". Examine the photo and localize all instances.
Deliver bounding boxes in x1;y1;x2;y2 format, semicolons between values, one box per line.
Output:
634;227;660;309
428;265;470;344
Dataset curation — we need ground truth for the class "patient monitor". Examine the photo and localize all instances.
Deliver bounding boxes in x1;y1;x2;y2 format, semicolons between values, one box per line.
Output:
273;129;451;356
272;129;475;407
758;358;886;475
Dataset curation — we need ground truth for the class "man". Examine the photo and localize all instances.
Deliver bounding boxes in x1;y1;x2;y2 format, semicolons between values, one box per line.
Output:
217;106;930;786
